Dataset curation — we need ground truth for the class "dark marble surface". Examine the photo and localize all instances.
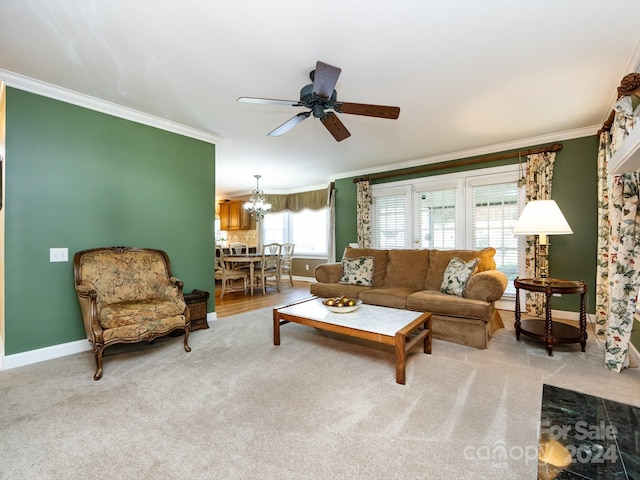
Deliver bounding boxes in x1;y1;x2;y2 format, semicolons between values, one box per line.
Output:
539;384;640;480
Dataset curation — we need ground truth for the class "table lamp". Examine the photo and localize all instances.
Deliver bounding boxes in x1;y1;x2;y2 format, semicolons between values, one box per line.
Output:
512;200;573;282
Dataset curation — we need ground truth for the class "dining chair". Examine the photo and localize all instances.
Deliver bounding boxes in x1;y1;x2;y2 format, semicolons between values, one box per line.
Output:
279;242;295;287
229;242;248;255
216;246;248;298
229;242;250;270
257;242;281;295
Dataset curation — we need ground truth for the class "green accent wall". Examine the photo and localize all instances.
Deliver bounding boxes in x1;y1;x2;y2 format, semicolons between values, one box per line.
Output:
5;88;216;355
334;136;599;313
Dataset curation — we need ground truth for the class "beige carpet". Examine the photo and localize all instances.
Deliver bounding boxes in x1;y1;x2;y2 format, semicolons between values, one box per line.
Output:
1;309;639;480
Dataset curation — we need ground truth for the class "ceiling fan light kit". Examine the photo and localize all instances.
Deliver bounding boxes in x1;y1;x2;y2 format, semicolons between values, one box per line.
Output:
238;61;400;142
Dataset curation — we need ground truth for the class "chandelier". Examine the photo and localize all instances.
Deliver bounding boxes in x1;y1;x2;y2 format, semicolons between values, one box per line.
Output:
243;175;272;220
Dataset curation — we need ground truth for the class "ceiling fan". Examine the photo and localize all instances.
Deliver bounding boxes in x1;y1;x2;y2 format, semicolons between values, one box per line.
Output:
238;61;400;142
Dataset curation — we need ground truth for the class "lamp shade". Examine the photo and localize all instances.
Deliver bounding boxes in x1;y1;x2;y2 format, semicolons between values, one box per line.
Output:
512;200;573;236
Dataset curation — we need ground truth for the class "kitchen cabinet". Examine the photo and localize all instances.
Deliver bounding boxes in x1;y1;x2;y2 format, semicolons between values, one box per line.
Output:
219;201;254;230
219;202;231;230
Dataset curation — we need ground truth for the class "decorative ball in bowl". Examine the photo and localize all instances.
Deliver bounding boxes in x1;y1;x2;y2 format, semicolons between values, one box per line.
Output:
322;296;362;313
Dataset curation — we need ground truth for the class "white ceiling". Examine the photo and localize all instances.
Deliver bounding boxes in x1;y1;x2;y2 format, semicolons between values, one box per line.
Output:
2;1;640;197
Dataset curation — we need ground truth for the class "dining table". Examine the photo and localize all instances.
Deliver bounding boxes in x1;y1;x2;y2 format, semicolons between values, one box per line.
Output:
222;252;276;295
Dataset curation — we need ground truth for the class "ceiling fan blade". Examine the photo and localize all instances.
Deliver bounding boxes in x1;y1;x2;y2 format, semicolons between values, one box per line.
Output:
312;61;341;99
267;112;311;137
320;112;351;142
238;97;301;106
334;102;400;119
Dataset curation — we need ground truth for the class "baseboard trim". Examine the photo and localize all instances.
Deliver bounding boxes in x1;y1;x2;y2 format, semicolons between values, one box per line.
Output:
3;339;92;370
2;307;625;370
629;342;639;368
292;275;315;283
2;314;220;371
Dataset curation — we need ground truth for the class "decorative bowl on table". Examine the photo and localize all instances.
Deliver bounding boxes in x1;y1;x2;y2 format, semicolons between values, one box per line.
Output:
322;297;362;313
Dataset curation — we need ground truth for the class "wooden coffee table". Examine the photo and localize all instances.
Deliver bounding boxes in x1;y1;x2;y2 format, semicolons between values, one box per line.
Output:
273;297;431;384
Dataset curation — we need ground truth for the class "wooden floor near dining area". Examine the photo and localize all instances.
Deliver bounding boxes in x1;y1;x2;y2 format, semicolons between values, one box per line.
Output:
213;279;314;318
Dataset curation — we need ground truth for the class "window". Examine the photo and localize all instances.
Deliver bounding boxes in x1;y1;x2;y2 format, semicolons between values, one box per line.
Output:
371;165;522;296
263;208;328;256
262;212;287;245
468;181;520;295
371;186;410;249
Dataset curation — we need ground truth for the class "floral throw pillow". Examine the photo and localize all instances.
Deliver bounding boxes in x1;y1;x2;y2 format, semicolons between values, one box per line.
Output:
338;256;375;286
440;257;480;297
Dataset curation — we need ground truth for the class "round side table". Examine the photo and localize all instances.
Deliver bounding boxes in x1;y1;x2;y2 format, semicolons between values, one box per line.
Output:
514;277;587;356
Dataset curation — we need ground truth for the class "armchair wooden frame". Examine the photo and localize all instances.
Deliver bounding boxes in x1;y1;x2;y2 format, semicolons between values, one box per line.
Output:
73;246;191;380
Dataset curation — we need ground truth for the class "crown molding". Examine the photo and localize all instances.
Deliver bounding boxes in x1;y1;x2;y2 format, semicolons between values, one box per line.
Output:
0;69;222;144
333;125;598;182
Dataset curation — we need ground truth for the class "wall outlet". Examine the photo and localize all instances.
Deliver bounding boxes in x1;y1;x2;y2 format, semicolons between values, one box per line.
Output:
305;264;309;271
50;247;68;262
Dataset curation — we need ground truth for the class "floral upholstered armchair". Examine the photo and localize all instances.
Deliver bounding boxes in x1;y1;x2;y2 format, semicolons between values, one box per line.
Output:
73;246;191;380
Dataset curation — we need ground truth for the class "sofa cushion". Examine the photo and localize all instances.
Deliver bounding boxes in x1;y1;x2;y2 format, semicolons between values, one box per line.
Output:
360;287;419;309
343;247;389;287
384;249;431;289
425;247;496;291
440;257;480;297
339;256;375;286
102;314;186;343
407;290;493;321
100;298;186;329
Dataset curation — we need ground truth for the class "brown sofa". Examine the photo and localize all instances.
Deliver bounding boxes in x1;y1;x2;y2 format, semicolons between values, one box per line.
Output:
310;246;508;349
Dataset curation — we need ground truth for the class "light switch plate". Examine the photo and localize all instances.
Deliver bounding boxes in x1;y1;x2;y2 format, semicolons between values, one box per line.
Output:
50;247;68;262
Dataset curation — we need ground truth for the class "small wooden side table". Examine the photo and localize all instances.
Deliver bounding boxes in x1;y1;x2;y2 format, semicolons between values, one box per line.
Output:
514;278;587;356
184;289;210;331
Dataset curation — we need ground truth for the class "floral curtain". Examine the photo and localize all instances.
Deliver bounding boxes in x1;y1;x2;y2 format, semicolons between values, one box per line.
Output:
356;180;372;248
609;96;635;153
598;95;638;373
595;131;612;335
327;183;336;263
605;173;640;372
523;152;556;317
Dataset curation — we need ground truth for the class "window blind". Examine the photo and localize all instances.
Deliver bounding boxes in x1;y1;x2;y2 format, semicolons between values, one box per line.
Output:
471;182;519;295
372;192;408;249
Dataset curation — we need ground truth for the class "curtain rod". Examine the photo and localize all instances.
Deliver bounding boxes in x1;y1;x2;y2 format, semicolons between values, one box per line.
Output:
352;143;564;184
597;72;640;135
598;108;617;136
